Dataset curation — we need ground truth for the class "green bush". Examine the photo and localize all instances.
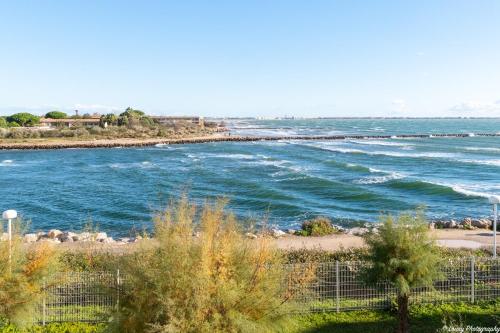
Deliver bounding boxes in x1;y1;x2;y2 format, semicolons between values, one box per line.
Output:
119;107;144;118
0;322;105;332
44;111;67;119
296;217;337;236
291;301;499;333
99;114;118;127
283;247;369;264
362;211;442;333
6;113;40;127
0;117;7;128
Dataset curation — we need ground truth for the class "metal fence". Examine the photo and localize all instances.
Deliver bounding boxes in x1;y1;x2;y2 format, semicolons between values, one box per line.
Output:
33;257;499;323
294;257;500;312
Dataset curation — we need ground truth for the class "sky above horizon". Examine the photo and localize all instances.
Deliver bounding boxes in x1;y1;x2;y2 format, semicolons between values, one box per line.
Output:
1;1;500;118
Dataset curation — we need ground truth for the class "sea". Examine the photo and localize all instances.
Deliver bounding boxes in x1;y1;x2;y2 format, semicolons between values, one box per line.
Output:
1;118;500;235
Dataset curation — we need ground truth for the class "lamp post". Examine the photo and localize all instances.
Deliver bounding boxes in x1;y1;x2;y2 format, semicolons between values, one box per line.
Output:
2;209;17;266
488;196;499;258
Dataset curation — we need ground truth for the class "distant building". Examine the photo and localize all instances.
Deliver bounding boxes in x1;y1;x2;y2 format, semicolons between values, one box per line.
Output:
40;117;100;128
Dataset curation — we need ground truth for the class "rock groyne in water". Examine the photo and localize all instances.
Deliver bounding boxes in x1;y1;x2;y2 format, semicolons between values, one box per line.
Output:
0;132;499;150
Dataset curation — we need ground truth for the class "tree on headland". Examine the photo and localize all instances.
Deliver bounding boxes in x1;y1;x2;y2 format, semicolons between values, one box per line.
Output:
118;107;154;128
45;111;68;119
362;211;442;333
6;113;40;127
100;113;118;127
0;117;7;128
120;107;145;118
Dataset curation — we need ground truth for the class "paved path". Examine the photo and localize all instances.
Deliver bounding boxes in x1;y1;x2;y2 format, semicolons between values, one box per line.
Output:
274;229;499;251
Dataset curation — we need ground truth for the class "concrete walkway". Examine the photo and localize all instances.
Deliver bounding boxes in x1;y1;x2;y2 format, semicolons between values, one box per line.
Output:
274;229;499;251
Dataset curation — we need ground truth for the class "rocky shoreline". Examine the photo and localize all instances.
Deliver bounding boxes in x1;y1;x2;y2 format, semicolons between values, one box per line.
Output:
2;132;500;150
2;217;493;245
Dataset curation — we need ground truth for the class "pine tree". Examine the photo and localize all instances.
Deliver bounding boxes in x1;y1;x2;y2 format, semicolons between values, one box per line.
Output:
362;211;442;333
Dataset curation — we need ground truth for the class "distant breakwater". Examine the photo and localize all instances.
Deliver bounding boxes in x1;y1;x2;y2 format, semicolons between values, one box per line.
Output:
1;132;499;150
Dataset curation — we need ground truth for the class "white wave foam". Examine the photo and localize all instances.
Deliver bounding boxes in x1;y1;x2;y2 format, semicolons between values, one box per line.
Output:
349;140;413;147
459;159;500;167
0;159;16;167
210;153;256;160
305;143;364;154
420;179;494;198
371;151;456;158
354;171;406;184
450;185;491;198
109;161;155;169
465;147;500;152
303;142;453;159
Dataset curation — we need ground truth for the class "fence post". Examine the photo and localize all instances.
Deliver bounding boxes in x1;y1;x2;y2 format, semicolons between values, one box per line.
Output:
116;269;120;309
470;256;475;303
42;278;46;326
335;261;340;313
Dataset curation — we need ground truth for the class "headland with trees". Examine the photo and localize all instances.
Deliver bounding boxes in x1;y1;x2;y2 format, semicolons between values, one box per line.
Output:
0;108;226;149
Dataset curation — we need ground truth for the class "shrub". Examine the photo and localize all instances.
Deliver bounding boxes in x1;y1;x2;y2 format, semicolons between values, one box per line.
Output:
283;246;489;265
283;247;369;264
0;322;105;332
44;111;67;119
6;113;40;127
296;217;337;236
0;117;7;128
119;107;145;118
73;127;90;137
362;211;442;333
0;219;59;327
108;197;314;333
99;114;118;127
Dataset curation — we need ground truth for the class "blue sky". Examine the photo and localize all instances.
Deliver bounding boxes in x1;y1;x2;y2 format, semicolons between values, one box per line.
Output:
1;0;500;117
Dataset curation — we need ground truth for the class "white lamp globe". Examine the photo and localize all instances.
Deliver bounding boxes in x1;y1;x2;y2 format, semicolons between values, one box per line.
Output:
2;210;17;219
489;196;500;204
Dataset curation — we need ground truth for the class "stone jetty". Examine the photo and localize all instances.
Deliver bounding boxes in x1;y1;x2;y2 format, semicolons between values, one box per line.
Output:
1;132;499;150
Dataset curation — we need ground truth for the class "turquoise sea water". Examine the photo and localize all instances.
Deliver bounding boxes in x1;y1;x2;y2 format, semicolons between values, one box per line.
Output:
1;118;500;235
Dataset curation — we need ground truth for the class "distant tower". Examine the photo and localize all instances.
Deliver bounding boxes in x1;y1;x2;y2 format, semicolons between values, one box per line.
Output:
75;110;79;117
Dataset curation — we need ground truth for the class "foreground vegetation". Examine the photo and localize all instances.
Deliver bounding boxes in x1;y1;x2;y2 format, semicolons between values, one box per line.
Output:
107;197;314;333
0;301;497;332
0;220;59;327
362;211;443;333
294;301;499;333
0;203;498;333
